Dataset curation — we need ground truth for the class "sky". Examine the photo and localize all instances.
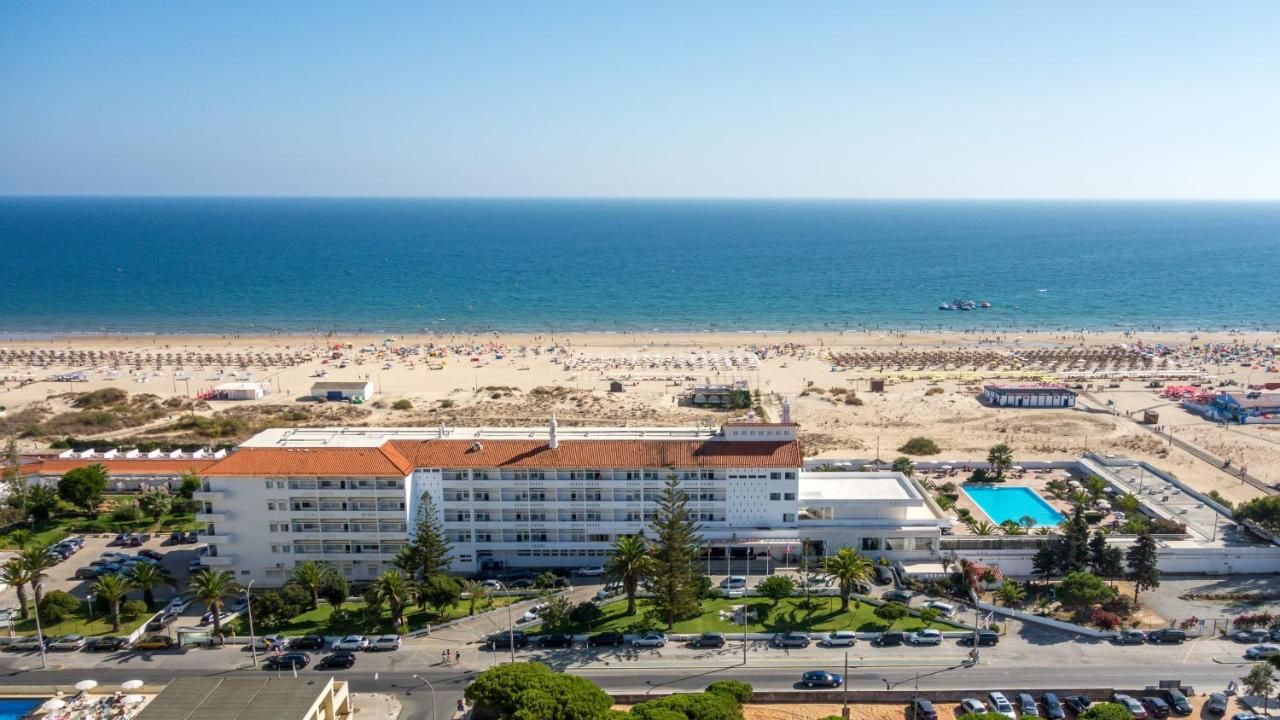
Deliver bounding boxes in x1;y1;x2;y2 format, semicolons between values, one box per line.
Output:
2;2;1279;199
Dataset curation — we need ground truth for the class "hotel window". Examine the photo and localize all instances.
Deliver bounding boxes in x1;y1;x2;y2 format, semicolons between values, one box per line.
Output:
884;537;906;551
861;538;880;551
266;501;276;511
588;534;610;542
474;511;491;522
769;493;781;501
475;491;491;501
782;513;794;522
770;472;781;480
784;493;795;501
785;472;796;480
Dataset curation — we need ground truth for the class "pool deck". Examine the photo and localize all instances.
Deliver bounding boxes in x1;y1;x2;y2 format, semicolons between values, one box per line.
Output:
937;468;1086;533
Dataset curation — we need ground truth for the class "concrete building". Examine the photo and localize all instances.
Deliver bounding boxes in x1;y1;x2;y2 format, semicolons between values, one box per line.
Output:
196;420;948;584
1183;391;1280;424
135;676;350;720
214;382;267;400
21;454;218;492
981;382;1076;408
310;380;374;402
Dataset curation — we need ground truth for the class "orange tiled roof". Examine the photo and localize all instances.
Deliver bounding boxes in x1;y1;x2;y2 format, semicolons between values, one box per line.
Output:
389;438;802;469
21;458;219;476
200;445;414;477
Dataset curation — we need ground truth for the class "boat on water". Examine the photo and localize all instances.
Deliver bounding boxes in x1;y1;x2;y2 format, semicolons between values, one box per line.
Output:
939;298;984;311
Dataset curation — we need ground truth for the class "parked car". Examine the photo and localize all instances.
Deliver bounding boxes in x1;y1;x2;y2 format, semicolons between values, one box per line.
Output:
1235;629;1271;643
1018;693;1040;717
913;698;938;720
1206;693;1229;715
1159;689;1192;715
371;635;401;652
1146;628;1186;644
133;635;175;650
8;636;49;652
318;651;357;669
252;634;287;651
689;632;726;649
907;629;943;646
165;595;193;614
263;652;311;670
721;587;746;599
86;636;129;652
200;610;236;626
875;631;905;647
772;632;811;648
487;631;530;650
576;565;606;576
1245;644;1280;659
1272;627;1280;642
333;635;370;651
1042;693;1066;720
800;670;842;688
50;635;86;651
145;613;179;632
633;632;667;648
922;600;955;616
587;632;625;647
719;576;747;589
138;549;165;561
959;631;1000;646
1113;694;1148;720
1113;629;1148;645
290;635;326;651
538;633;574;648
989;692;1017;720
821;631;858;647
874;565;895;585
1142;697;1171;718
1063;696;1092;715
594;584;621;601
74;567;102;579
961;699;989;715
883;590;914;604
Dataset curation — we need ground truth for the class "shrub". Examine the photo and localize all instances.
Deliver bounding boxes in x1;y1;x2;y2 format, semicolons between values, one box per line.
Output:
38;590;82;624
111;501;144;523
630;691;743;720
439;399;454;408
925;387;944;396
1080;702;1134;720
466;662;612;720
569;601;603;628
391;399;413;410
1090;609;1123;631
1102;595;1136;617
843;394;863;405
898;437;939;455
705;680;753;704
988;623;1001;633
122;600;148;620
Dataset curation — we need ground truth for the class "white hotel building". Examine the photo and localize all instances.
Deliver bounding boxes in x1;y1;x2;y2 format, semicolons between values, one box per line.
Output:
195;417;948;584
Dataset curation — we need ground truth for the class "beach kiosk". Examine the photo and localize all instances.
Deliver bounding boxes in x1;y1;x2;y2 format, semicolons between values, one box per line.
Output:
980;382;1076;408
310;380;374;403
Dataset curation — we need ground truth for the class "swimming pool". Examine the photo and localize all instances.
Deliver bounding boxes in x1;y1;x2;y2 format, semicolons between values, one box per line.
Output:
0;698;41;720
963;485;1065;526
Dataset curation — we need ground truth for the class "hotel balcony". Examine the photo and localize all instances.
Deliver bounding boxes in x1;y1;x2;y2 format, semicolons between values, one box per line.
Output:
195;512;227;523
200;533;233;544
193;490;225;502
199;555;234;567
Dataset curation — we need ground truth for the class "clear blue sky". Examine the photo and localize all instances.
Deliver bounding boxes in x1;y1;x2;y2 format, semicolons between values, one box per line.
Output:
3;2;1278;198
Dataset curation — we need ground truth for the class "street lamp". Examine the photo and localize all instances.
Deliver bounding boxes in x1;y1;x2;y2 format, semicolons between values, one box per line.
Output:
244;580;258;667
86;594;95;630
33;582;47;670
411;674;437;720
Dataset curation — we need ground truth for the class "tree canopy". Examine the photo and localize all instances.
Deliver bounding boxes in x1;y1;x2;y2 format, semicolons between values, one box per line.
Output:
465;662;613;720
1234;495;1280;534
1056;571;1114;611
1080;703;1134;720
642;475;703;628
1125;531;1160;602
58;464;108;512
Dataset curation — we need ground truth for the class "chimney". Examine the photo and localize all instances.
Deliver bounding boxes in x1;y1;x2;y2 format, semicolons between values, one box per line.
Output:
549;414;558;449
781;397;792;424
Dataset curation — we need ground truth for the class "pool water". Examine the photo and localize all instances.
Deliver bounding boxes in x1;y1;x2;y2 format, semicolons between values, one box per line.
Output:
0;699;41;719
963;485;1065;526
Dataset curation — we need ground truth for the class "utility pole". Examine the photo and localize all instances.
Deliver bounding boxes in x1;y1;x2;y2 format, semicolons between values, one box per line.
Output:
842;651;850;720
245;580;258;667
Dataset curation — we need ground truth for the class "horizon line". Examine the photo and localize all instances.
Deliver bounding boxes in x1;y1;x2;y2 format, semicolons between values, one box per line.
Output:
4;193;1280;203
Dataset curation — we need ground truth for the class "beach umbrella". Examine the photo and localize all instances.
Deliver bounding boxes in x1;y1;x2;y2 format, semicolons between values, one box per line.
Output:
121;680;144;690
123;695;145;705
42;699;67;711
75;680;98;691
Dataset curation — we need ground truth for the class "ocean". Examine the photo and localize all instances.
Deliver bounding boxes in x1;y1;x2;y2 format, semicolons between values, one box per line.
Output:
1;198;1277;335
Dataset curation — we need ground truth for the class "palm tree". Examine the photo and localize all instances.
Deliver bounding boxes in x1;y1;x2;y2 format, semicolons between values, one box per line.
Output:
370;570;412;631
1034;526;1053;536
126;562;175;610
93;574;132;632
971;520;999;536
1084;475;1108;500
823;547;874;611
462;579;487;616
0;558;35;620
1068;490;1092;508
1019;515;1037;531
19;544;57;607
291;561;333;610
189;569;239;637
6;529;32;549
138;490;172;526
26;485;61;526
1118;493;1140;515
605;535;651;616
994;579;1027;607
891;456;916;478
1000;520;1027;535
986;443;1014;478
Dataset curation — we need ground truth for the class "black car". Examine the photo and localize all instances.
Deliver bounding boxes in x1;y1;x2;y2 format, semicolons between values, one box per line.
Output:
959;631;1000;646
874;565;895;585
538;633;574;648
112;533;129;546
487;631;529;650
1146;628;1187;644
144;613;178;632
913;698;938;720
689;632;726;649
875;631;905;647
1142;697;1171;718
138;549;165;561
1017;693;1040;717
263;652;311;670
1064;696;1093;715
318;651;357;669
587;632;626;647
1042;693;1066;720
290;635;326;651
86;636;129;652
165;531;184;545
1159;690;1192;716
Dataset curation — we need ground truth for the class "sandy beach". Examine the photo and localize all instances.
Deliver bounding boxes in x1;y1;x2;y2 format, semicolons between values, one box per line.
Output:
2;330;1277;508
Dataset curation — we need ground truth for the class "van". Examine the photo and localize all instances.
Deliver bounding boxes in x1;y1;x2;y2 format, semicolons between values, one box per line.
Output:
875;631;905;646
960;631;999;646
1147;628;1187;644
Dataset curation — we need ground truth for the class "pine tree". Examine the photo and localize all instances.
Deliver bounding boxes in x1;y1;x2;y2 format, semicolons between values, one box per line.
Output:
1088;530;1108;573
408;490;453;578
1099;545;1125;585
642;475;703;629
1032;541;1058;581
1062;505;1091;574
1125;531;1160;603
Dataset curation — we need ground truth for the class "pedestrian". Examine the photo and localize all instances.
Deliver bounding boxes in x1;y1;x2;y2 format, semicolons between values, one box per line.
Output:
456;649;463;664
457;698;466;713
446;648;452;664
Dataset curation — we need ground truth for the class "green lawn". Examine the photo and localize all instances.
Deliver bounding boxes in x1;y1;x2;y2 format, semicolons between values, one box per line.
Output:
9;607;148;638
266;595;518;636
540;596;968;635
0;525;70;550
0;510;199;550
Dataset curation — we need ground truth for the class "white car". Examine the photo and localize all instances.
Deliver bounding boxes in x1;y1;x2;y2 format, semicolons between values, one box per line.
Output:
721;587;746;599
165;596;193;614
988;692;1017;720
907;628;943;645
632;632;667;648
1245;644;1280;659
253;634;287;651
961;699;988;715
333;635;370;651
577;566;607;577
1112;694;1147;720
821;631;858;647
923;601;956;616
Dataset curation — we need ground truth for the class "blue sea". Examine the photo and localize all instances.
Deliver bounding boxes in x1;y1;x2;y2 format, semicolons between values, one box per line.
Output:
1;198;1278;335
